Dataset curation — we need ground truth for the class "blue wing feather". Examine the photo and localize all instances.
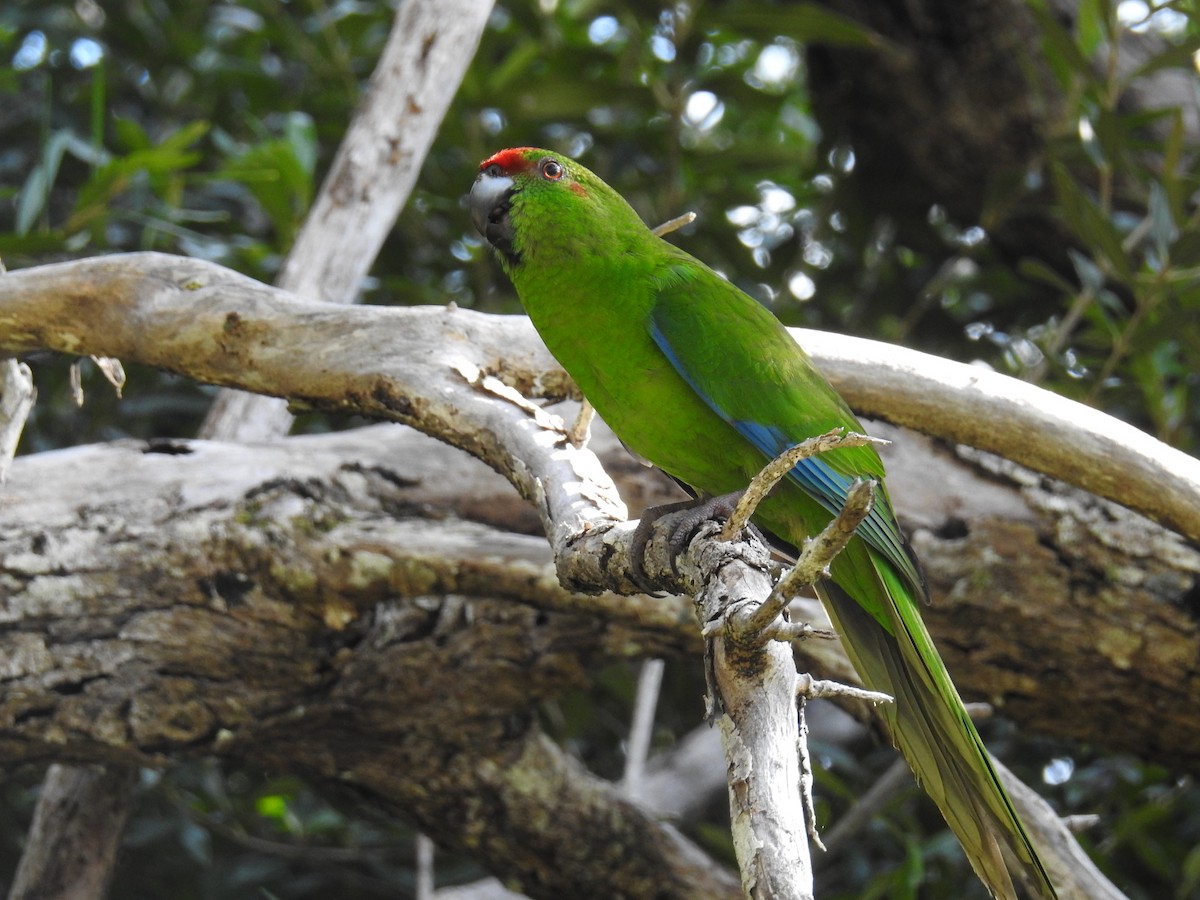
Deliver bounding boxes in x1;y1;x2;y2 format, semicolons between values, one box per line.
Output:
647;301;923;596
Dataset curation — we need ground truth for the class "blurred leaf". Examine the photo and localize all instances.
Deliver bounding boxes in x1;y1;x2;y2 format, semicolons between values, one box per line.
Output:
179;820;213;865
1067;247;1106;294
1050;162;1133;283
1019;257;1079;295
1091;105;1123;171
113;116;152;152
0;232;70;255
1074;0;1112;58
283;112;318;177
1146;181;1178;264
217;134;313;244
159;119;212;155
16;129;72;235
1124;35;1200;82
1160;109;1185;223
1179;842;1200;900
481;36;544;94
706;3;887;49
256;794;288;821
1096;287;1126;319
1029;5;1094;91
1171;230;1200;268
68;122;209;232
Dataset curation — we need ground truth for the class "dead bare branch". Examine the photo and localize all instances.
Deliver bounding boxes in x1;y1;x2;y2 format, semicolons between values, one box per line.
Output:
2;252;1196;549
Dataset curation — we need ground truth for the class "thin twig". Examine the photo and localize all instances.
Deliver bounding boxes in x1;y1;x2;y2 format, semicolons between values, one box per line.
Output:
797;699;827;851
67;356;125;407
742;478;878;638
770;619;837;642
651;211;697;237
719;429;886;542
622;658;665;799
567;398;595;448
0;358;35;484
796;673;892;706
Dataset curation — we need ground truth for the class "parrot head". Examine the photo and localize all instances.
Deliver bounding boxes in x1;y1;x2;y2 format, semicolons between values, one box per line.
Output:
469;147;646;272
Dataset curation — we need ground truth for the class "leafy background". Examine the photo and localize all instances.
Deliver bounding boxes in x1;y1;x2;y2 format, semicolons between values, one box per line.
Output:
1;0;1198;897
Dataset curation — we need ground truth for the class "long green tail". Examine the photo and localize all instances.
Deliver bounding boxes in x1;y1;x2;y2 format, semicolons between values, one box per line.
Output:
819;566;1057;899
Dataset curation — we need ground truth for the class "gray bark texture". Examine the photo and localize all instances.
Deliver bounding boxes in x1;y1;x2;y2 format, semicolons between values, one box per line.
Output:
2;413;1197;769
0;424;735;898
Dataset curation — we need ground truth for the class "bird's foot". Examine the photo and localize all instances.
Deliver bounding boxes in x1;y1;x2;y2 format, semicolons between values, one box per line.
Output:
629;492;766;592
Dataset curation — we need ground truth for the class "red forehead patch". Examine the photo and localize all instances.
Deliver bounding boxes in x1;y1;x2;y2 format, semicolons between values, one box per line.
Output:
480;147;538;174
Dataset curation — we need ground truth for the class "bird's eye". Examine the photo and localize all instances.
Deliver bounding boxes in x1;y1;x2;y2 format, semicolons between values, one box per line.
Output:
539;158;564;181
485;163;503;177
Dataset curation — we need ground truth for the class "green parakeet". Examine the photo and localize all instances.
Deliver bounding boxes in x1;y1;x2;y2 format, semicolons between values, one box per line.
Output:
469;147;1056;899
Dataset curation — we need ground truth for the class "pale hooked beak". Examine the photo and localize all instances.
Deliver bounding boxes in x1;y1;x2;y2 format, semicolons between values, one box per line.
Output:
469;171;515;254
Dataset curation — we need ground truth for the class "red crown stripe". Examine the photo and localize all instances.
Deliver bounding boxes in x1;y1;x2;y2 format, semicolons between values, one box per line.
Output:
480;147;538;174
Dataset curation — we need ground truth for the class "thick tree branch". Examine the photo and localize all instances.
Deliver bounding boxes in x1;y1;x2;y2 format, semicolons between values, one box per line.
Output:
0;436;730;898
0;253;619;542
799;327;1200;549
2;252;1197;551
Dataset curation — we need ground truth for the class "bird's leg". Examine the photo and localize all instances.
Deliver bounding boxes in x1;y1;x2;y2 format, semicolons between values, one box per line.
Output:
629;430;883;593
565;398;594;447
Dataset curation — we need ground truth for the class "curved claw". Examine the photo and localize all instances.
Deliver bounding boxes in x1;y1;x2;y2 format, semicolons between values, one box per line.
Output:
628;498;701;593
629;492;766;592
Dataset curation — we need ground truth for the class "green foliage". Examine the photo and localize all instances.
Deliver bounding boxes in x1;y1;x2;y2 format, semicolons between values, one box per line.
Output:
988;2;1200;449
1;0;1198;897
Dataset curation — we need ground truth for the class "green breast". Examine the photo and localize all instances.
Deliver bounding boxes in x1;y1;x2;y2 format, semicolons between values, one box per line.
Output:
512;260;764;497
